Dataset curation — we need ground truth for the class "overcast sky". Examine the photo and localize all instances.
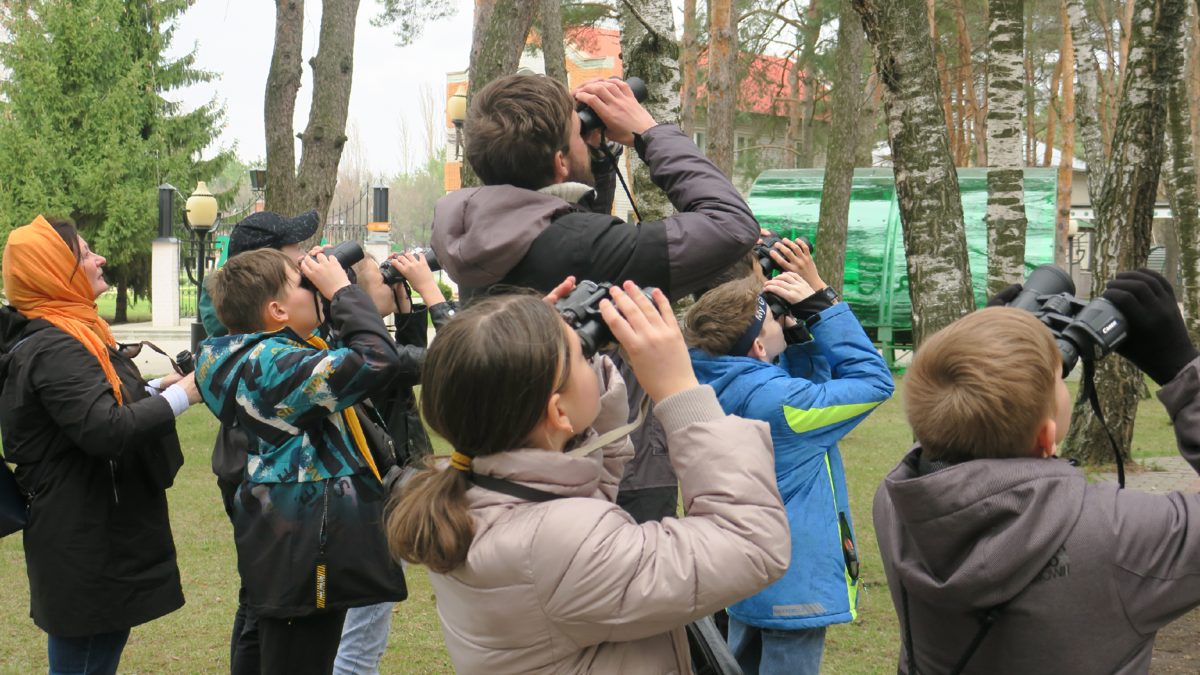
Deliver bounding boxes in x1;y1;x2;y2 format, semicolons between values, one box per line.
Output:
165;0;476;179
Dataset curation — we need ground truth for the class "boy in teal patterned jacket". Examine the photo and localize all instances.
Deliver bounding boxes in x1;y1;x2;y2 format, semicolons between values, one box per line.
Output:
196;248;406;674
685;272;894;675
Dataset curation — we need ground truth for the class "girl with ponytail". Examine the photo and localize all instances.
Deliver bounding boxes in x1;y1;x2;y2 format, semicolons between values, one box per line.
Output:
387;279;791;675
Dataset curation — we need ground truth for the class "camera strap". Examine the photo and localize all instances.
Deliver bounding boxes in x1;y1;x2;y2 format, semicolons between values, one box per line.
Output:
564;394;651;458
900;583;1006;675
598;132;642;223
1080;359;1125;489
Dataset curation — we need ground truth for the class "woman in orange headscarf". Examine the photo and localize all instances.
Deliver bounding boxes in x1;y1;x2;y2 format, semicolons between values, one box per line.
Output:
0;215;202;675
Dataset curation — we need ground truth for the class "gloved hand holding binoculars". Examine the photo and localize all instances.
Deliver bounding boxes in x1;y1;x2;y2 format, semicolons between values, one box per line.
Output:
991;265;1199;385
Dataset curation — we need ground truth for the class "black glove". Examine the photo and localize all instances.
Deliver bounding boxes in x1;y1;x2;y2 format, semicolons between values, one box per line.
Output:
1102;268;1199;385
783;323;813;345
987;283;1023;308
791;292;835;323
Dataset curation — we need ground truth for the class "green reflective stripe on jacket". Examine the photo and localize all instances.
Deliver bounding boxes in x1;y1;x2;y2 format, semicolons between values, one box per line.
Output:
784;401;882;434
825;454;858;620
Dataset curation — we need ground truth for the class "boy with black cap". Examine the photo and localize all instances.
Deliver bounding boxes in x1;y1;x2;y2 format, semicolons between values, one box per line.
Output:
198;210;320;338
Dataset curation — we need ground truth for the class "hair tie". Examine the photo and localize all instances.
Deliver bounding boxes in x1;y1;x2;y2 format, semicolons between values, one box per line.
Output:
449;451;473;472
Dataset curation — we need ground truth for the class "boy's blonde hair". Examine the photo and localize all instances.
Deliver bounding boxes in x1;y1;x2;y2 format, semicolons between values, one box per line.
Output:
904;307;1060;463
684;276;764;356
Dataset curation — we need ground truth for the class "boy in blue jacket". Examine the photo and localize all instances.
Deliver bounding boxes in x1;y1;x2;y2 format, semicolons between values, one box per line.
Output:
684;271;894;675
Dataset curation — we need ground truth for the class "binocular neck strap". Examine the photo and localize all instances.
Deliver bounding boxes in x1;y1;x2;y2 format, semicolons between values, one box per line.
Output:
598;132;641;224
1080;359;1124;489
564;394;652;459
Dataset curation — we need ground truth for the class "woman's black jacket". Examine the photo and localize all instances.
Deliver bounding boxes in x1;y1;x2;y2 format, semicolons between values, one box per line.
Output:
0;306;185;637
379;301;456;464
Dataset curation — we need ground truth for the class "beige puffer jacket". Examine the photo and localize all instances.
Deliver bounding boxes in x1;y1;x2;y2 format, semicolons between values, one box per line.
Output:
428;357;791;674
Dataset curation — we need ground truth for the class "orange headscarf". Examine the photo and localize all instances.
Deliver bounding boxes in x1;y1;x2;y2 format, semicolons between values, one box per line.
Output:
3;215;123;405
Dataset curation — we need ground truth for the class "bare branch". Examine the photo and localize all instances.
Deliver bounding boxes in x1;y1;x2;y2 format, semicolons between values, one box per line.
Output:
614;0;675;45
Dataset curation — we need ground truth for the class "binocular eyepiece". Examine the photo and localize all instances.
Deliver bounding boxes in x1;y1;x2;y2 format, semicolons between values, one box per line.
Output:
379;247;441;287
298;240;365;294
556;280;658;359
1007;263;1128;377
577;77;650;137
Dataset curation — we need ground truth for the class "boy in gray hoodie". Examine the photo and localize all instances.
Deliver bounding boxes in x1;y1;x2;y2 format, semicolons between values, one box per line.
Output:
875;268;1200;675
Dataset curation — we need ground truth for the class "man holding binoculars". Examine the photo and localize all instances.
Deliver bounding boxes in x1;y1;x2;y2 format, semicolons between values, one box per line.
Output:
430;73;761;524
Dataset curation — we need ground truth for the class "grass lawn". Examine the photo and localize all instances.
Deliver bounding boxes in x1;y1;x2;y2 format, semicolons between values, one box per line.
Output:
95;293;153;324
0;373;1180;673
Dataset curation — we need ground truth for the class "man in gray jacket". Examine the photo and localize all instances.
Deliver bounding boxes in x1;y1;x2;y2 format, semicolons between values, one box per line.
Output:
431;74;760;523
874;268;1200;675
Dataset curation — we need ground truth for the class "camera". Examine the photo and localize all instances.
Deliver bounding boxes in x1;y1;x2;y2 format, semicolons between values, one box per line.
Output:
577;77;650;137
380;247;441;286
756;232;814;278
176;350;195;375
556;280;658;359
1008;263;1129;377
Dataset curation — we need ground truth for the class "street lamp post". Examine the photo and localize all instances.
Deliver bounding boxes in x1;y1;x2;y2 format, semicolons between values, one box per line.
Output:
181;182;218;353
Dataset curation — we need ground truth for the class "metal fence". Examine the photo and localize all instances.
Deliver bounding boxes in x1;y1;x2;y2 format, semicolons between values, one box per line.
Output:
176;190;374;319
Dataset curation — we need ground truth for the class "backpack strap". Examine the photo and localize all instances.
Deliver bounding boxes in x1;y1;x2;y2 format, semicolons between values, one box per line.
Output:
900;583;1007;675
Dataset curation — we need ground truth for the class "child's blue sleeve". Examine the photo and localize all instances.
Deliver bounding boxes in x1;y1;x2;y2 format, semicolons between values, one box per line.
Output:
778;340;831;383
765;303;894;444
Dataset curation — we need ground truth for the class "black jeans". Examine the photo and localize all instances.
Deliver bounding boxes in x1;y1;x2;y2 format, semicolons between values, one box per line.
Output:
229;587;260;675
257;610;348;675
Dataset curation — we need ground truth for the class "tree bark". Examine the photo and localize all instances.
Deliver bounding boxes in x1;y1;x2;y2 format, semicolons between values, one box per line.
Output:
985;0;1027;295
785;38;803;169
950;0;986;165
1045;59;1060;167
1188;4;1200;196
854;0;978;347
460;0;539;188
707;0;737;177
798;0;821;168
1065;0;1107;196
540;0;569;86
1025;8;1036;166
296;0;362;244
1055;0;1075;269
264;0;305;217
680;0;700;140
619;0;680;220
816;0;865;293
1166;75;1200;343
1061;0;1188;466
856;68;881;166
115;271;128;324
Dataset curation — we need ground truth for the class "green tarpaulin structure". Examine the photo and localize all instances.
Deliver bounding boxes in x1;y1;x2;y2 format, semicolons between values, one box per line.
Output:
747;168;1059;366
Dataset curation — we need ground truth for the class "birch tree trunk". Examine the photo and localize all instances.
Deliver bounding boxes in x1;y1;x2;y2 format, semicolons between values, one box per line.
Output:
1055;1;1076;269
1188;5;1200;195
1166;72;1200;343
854;0;977;347
540;0;568;85
264;0;305;217
707;0;737;177
680;0;700;140
985;0;1027;294
1065;0;1108;188
815;0;865;293
295;0;361;243
1061;0;1189;466
619;0;680;220
1025;9;1036;166
459;0;538;188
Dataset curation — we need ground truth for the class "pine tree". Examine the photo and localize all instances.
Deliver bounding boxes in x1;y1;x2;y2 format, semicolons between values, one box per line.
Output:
0;0;231;321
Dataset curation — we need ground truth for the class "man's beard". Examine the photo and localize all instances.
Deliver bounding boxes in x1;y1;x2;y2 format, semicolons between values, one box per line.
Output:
565;150;595;187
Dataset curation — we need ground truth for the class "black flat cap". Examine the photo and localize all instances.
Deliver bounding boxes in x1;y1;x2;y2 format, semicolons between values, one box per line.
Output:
227;210;320;258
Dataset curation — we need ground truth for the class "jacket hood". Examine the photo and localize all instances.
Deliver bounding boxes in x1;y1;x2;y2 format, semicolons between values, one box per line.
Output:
880;446;1086;609
0;305;31;352
197;329;300;424
430;185;582;288
689;348;780;417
